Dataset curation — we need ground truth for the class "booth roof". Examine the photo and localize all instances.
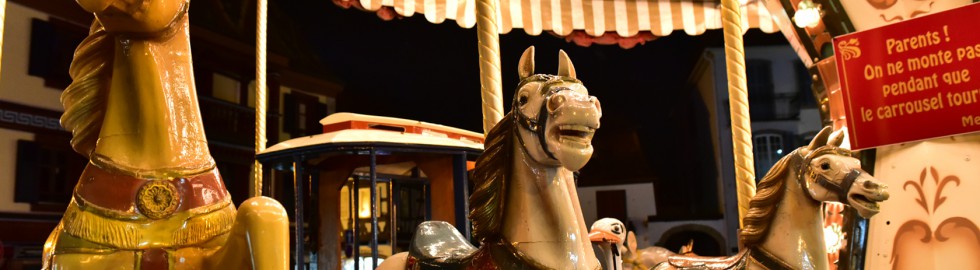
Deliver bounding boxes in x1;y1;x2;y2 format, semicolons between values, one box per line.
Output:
262;113;485;155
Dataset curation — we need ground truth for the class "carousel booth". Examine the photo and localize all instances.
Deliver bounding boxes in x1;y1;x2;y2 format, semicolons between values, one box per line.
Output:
256;113;483;270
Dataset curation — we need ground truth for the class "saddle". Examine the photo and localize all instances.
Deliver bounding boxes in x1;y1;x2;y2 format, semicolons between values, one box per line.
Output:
407;221;552;270
654;249;748;270
407;221;479;269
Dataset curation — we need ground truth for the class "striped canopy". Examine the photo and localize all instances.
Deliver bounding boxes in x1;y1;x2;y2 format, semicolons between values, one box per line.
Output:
340;0;780;37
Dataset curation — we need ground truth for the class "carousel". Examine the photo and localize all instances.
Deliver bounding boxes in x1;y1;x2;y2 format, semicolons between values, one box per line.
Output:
14;0;980;269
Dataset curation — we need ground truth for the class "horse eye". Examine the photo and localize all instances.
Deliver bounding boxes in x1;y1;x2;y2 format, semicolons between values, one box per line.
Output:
518;94;528;106
821;162;831;170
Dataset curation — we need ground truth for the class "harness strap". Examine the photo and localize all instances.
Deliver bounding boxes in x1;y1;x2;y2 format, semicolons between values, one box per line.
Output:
512;75;580;161
796;146;860;202
815;169;861;201
748;246;794;270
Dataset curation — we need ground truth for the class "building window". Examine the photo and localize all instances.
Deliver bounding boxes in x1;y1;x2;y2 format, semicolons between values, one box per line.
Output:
28;18;87;89
795;62;818;108
746;59;776;121
753;132;785;181
212;73;243;104
15;137;86;209
284;91;327;137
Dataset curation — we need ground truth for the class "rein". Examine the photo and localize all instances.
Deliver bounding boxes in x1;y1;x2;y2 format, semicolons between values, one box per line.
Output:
795;146;861;202
512;74;581;160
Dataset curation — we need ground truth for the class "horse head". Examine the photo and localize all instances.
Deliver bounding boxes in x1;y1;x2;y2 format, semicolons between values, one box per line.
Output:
512;46;602;171
797;127;890;218
77;0;189;33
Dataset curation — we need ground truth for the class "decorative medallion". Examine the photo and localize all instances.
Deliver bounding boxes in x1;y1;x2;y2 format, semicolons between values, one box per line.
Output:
136;180;180;219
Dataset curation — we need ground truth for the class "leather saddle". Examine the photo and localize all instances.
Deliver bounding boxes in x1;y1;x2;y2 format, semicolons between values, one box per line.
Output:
407;221;479;270
653;249;748;270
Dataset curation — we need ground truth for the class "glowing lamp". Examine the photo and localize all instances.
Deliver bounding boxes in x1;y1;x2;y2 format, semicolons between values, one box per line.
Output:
793;0;822;28
358;188;372;218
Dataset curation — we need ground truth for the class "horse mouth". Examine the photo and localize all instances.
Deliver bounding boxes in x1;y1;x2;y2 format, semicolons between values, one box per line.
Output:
557;124;596;146
849;193;881;214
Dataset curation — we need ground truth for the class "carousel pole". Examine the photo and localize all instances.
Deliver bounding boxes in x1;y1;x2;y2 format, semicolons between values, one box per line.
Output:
253;0;268;197
475;0;504;134
720;0;756;228
0;0;6;77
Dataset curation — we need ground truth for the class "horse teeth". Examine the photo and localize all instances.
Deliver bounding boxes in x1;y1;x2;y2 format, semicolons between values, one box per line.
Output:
559;125;595;132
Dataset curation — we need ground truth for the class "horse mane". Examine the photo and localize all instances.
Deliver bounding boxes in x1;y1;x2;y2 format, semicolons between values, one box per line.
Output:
469;111;516;243
739;149;797;247
61;20;112;158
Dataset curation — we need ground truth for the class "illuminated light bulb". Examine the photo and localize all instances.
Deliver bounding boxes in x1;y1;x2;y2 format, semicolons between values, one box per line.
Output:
794;0;823;28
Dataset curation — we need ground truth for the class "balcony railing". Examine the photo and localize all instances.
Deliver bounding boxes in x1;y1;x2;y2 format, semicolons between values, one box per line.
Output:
199;96;258;146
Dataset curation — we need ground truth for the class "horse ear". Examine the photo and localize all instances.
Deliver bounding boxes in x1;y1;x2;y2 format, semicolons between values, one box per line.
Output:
626;231;637;255
519;46;535;80
558;50;577;78
828;129;846;147
807;126;833;150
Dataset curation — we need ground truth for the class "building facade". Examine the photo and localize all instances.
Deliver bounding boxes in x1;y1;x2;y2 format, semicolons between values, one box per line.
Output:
0;1;340;268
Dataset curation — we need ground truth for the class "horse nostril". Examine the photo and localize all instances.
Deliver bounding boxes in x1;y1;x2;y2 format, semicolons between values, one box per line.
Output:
864;180;879;189
548;95;566;112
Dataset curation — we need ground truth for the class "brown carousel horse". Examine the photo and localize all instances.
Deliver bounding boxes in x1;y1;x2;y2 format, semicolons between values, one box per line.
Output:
378;46;603;269
654;127;890;270
42;0;288;269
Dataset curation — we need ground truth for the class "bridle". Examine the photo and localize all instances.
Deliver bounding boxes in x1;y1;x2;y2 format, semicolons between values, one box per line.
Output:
795;146;862;202
512;74;581;160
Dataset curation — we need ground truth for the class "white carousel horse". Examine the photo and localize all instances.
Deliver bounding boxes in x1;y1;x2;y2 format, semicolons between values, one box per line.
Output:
42;0;288;269
653;127;890;270
377;46;603;269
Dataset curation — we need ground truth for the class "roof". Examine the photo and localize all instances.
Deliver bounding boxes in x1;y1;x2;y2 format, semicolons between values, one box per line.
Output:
334;0;778;37
261;113;484;156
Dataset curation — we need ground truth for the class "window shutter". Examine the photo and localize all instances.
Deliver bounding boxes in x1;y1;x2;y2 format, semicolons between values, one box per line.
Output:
307;102;327;136
283;93;297;133
15;140;40;203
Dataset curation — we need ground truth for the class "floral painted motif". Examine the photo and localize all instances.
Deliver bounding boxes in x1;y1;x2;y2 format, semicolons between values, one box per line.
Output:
890;166;980;270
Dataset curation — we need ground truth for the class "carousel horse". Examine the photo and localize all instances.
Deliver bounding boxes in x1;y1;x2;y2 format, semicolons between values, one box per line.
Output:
378;46;603;269
589;218;696;270
653;127;890;270
628;240;695;270
42;0;289;269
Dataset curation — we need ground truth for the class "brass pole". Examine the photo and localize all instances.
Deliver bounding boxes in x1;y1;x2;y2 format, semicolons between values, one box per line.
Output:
253;0;268;197
475;0;504;134
720;0;756;228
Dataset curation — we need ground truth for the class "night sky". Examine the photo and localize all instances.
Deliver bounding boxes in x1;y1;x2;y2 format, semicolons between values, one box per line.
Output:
277;0;788;219
279;0;782;131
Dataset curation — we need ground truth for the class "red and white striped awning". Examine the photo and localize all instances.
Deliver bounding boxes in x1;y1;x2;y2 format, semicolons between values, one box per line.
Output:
339;0;779;36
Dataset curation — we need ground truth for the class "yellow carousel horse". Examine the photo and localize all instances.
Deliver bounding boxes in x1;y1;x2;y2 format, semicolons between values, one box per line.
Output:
42;0;288;269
